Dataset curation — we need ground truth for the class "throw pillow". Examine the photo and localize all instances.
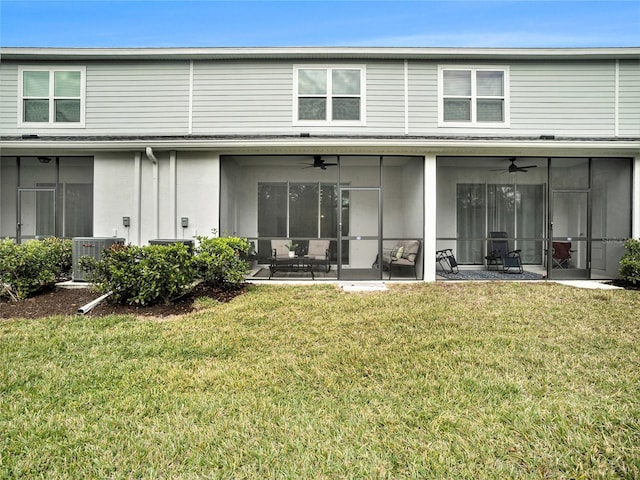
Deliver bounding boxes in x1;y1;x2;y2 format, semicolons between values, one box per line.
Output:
395;246;404;259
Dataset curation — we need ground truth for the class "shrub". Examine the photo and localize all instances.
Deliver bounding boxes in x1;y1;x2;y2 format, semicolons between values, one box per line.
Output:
80;243;196;306
0;237;72;301
195;235;249;289
619;238;640;285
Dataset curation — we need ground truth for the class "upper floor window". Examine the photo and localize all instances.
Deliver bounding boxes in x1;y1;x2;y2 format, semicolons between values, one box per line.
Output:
439;66;509;127
294;66;365;125
19;67;85;127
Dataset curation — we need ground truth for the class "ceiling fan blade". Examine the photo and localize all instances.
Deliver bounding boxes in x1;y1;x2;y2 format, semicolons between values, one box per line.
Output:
518;165;538;169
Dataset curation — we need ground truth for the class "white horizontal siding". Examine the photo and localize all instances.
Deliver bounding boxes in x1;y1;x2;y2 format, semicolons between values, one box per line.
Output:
364;61;406;135
509;61;616;136
0;64;18;133
192;61;293;134
619;60;640;136
85;61;190;135
407;63;438;133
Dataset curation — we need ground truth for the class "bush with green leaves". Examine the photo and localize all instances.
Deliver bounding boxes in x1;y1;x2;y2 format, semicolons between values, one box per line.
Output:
195;235;249;289
0;237;72;301
619;238;640;285
80;243;196;306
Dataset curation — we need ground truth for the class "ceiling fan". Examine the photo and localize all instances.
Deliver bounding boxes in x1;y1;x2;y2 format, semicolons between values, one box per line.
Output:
492;158;538;173
299;155;338;170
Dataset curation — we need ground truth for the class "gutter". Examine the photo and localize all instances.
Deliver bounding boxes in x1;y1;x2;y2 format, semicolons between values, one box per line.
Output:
1;136;638;157
77;291;113;315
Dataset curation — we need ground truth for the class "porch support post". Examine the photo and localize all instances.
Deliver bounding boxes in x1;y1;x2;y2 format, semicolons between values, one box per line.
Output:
133;151;142;245
212;153;221;236
424;154;437;282
169;151;177;238
633;155;640;239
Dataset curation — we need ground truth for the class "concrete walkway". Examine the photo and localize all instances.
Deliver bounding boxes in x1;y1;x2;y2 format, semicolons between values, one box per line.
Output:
554;280;623;290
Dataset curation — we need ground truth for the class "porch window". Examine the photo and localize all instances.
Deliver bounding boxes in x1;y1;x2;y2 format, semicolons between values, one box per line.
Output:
294;66;365;125
19;67;85;127
439;66;509;127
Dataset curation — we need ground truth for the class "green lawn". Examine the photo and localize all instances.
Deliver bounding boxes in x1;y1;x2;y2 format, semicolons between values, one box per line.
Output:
1;282;639;479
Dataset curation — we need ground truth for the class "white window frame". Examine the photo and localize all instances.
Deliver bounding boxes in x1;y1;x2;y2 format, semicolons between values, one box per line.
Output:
438;65;510;128
18;66;86;128
293;65;366;126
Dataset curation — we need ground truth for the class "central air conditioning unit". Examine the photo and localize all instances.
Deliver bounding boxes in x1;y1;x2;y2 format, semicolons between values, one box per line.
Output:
72;237;125;281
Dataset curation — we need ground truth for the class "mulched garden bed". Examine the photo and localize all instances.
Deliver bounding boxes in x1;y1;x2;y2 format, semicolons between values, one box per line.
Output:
0;283;247;319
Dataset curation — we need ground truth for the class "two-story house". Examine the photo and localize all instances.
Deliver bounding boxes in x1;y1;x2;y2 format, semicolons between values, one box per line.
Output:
1;47;638;281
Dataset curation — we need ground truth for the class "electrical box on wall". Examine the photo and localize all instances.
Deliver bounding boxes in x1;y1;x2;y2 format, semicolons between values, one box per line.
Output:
181;217;189;228
122;216;130;227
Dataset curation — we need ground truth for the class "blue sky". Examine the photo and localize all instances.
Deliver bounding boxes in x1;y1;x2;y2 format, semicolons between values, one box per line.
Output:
1;0;639;48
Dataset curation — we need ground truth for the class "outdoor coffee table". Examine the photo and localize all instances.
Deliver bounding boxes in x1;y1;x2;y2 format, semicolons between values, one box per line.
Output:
268;255;315;279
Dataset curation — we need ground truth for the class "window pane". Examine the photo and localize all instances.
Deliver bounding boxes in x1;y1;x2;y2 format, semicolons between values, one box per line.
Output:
24;99;49;122
55;99;81;122
477;71;503;96
289;183;319;237
332;98;360;120
23;71;49;97
333;69;360;95
298;69;326;95
487;185;515;236
477;99;503;122
258;183;287;237
59;157;94;238
299;97;326;120
320;184;338;238
516;184;544;264
443;70;471;96
443;98;471;121
54;71;81;97
457;184;485;263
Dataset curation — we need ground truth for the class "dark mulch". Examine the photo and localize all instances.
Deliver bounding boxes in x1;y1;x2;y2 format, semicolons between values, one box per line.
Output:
0;283;248;319
607;279;640;290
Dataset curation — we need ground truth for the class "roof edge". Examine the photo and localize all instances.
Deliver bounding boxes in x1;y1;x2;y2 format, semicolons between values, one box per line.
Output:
2;46;640;61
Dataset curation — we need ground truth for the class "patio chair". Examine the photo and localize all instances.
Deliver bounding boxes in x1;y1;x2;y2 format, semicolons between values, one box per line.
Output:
485;232;523;273
436;248;459;274
382;240;421;279
271;239;292;258
552;241;572;269
304;239;331;273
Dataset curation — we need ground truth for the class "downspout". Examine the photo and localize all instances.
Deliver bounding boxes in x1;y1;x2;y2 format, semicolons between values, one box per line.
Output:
145;147;159;240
